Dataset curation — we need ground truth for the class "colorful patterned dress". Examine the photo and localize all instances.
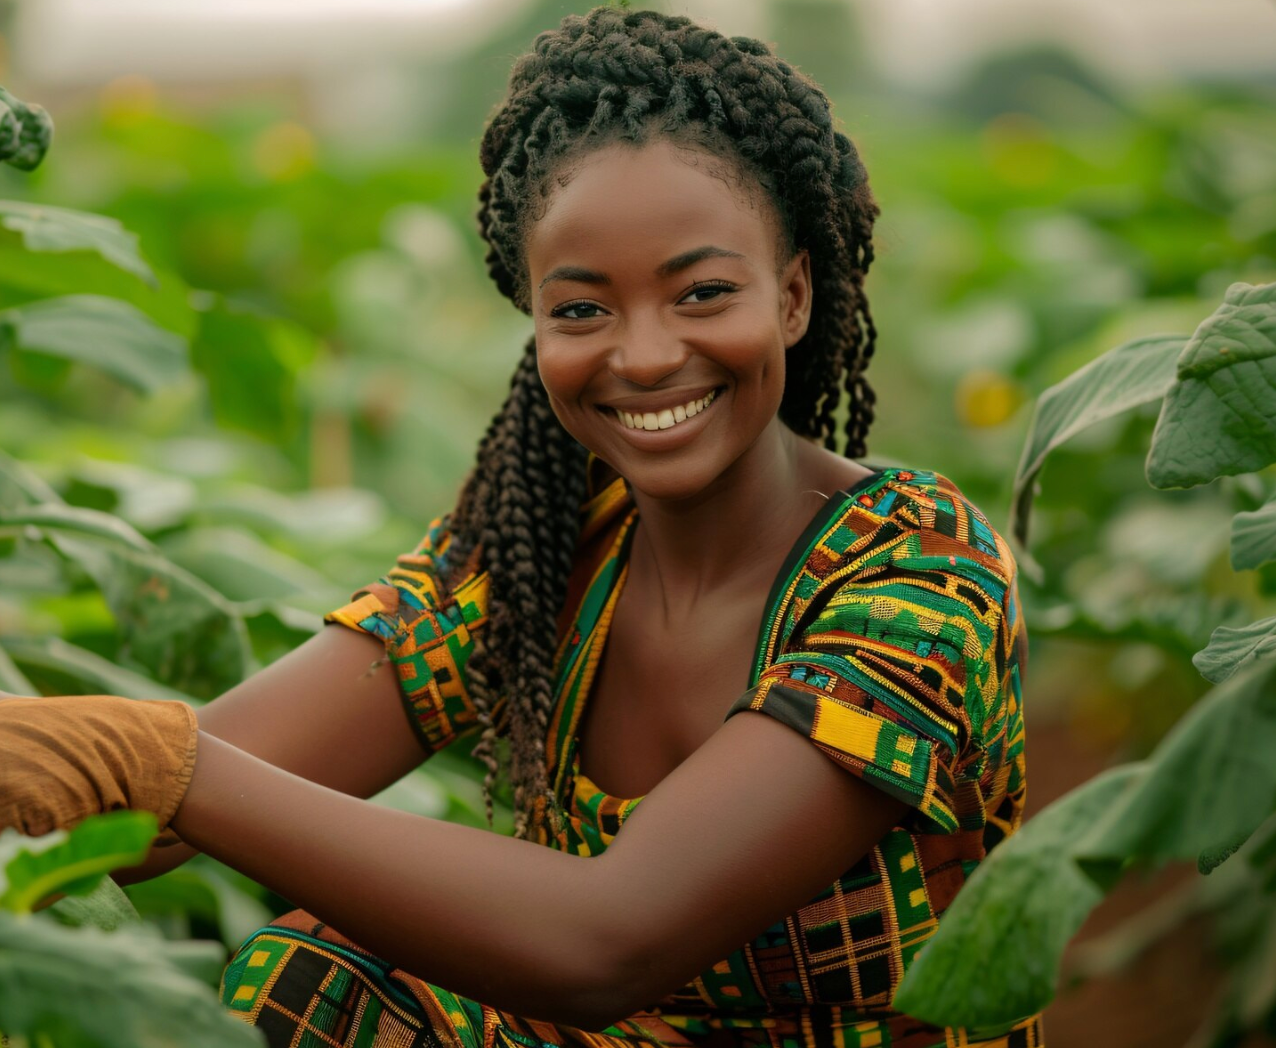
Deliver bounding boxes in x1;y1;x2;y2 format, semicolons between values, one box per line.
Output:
219;463;1041;1048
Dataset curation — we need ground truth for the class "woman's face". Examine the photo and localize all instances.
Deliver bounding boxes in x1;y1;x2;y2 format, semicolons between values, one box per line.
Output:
525;139;812;503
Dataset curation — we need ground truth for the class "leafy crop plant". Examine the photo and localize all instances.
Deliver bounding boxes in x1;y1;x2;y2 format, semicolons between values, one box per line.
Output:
895;281;1276;1044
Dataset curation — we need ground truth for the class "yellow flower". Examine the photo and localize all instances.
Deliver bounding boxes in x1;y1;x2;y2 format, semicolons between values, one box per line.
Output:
955;370;1024;427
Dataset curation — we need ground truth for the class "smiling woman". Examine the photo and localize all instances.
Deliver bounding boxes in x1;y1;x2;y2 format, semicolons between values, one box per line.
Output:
529;140;812;502
0;7;1036;1047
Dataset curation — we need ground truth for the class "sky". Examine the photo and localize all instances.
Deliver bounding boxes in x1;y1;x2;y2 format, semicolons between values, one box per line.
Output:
14;0;1276;91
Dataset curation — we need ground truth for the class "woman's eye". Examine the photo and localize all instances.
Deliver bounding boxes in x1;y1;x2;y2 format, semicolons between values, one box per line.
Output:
551;301;605;320
681;282;736;305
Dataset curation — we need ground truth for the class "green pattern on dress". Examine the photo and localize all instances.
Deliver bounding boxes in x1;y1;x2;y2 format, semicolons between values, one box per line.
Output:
221;465;1039;1048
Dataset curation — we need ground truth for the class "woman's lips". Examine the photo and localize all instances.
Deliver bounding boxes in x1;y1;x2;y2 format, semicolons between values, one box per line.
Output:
597;386;723;449
612;388;718;431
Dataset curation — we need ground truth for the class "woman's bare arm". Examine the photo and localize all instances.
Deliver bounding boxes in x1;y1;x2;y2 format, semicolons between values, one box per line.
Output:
114;624;428;884
168;707;907;1029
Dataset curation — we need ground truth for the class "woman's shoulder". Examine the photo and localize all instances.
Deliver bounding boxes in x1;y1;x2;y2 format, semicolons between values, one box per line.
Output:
768;461;1022;666
821;462;1016;581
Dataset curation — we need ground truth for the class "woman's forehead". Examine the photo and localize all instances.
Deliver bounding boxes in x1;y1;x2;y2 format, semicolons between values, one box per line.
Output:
525;140;780;274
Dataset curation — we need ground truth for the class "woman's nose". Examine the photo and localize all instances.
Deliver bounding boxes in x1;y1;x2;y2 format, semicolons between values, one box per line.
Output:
608;315;689;387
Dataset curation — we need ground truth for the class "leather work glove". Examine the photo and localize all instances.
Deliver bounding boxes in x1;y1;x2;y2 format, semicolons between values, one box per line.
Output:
0;694;199;837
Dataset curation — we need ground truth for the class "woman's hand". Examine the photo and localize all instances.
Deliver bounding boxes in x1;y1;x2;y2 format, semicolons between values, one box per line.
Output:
0;693;198;836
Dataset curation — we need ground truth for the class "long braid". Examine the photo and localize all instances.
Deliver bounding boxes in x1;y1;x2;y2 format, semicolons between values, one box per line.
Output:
457;7;880;838
447;340;587;837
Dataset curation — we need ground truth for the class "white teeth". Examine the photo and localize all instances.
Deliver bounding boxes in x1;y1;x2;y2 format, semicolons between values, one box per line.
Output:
613;390;719;431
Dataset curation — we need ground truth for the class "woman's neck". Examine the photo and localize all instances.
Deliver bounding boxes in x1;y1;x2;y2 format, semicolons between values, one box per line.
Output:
623;420;837;623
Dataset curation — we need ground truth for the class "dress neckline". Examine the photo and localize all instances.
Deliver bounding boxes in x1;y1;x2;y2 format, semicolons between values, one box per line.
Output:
569;463;916;807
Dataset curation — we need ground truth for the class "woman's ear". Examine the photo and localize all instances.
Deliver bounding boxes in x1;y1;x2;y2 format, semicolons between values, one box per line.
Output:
780;248;813;349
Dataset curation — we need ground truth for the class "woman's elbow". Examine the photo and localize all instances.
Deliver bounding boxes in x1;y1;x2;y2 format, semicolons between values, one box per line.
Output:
553;932;679;1032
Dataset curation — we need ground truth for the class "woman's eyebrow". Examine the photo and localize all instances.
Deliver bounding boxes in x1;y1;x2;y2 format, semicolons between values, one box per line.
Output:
537;246;745;290
656;245;745;275
539;265;608;290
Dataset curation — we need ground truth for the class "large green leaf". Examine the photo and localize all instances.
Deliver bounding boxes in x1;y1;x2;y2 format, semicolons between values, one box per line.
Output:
160;526;331;602
240;600;324;669
1192;616;1276;684
62;458;196;532
0;200;155;284
0;635;195;703
1076;660;1276;875
0;235;195;338
0;909;264;1047
0;645;35;695
0;449;59;511
47;877;141;932
49;535;252;698
1008;334;1183;549
892;764;1144;1028
197;483;386;542
5;495;248;697
123;863;273;950
1232;491;1276;570
0;813;156;914
1147;282;1276;488
0;294;188;393
0;503;153;552
192;298;318;443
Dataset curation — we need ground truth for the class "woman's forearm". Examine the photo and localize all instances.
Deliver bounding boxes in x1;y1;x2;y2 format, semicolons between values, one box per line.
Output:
168;732;621;1027
111;834;200;886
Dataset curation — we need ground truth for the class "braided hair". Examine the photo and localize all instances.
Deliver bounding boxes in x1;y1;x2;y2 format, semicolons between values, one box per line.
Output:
447;6;880;841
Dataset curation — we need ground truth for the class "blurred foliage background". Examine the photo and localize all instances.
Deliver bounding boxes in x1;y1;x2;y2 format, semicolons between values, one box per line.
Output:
1;0;1274;1043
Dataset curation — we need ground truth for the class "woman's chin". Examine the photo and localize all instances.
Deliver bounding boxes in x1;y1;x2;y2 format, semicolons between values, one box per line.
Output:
604;454;732;505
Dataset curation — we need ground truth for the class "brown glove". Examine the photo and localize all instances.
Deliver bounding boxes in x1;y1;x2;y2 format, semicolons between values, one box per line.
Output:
0;694;199;837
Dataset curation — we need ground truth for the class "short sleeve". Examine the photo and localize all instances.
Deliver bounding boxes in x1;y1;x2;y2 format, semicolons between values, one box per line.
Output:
725;490;1027;837
323;516;494;756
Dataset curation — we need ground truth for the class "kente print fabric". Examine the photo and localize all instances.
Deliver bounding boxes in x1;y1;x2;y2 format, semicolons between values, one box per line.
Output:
220;464;1040;1048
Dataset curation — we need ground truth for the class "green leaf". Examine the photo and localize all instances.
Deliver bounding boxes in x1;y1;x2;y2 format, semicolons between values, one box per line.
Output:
63;457;196;532
50;534;253;698
0;644;36;695
0;294;188;393
1009;334;1183;549
0;909;265;1047
0;812;156;914
238;600;324;668
198;867;274;950
0;200;155;284
892;764;1145;1028
47;877;141;931
124;864;273;950
0;635;195;703
1076;660;1276;875
1147;282;1276;488
1232;491;1276;570
192;298;318;443
160;526;330;602
0;235;195;338
0;448;60;511
0;503;154;552
1;492;249;697
198;483;386;542
1193;616;1276;684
